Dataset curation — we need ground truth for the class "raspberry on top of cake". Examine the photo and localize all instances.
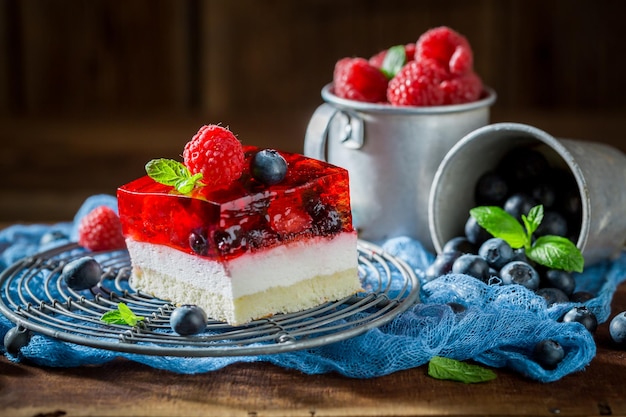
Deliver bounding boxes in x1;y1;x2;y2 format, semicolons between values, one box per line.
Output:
117;124;361;325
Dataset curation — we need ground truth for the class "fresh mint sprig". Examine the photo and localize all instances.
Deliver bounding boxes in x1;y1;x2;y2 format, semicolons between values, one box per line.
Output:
380;45;407;79
145;158;204;194
470;204;584;273
428;356;497;383
100;302;144;326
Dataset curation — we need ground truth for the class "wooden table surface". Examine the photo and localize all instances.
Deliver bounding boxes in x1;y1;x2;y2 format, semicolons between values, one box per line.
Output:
0;275;624;417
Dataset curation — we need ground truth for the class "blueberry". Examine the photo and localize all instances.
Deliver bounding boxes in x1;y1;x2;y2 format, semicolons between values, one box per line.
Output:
3;326;32;356
503;193;538;222
60;256;102;290
447;302;467;314
170;305;208;336
452;254;490;282
541;269;575;296
478;238;514;269
442;236;477;254
498;148;550;187
499;261;540;290
425;251;461;282
474;171;508;206
464;216;491;246
530;181;557;208
533;339;565;370
535;210;568;237
251;149;288;185
535;287;570;307
609;312;626;345
561;306;598;333
570;291;594;303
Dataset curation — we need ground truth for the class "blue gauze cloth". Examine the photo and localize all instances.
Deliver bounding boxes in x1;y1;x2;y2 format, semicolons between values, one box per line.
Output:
1;194;625;383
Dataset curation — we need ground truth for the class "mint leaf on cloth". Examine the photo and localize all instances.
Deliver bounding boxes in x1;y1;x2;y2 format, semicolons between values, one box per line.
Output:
428;356;497;383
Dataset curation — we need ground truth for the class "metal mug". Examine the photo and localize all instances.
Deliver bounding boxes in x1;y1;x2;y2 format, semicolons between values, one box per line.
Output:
304;84;496;250
429;122;626;266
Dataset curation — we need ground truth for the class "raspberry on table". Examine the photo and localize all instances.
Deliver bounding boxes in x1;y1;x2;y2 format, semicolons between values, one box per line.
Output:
183;124;245;190
78;206;126;251
416;26;473;75
386;59;448;106
332;57;388;103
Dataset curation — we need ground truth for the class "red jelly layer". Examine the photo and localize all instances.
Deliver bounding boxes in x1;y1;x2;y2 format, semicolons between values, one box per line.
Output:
117;146;354;261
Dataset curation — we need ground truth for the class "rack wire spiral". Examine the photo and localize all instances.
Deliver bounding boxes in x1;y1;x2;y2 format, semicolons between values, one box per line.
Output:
0;240;419;357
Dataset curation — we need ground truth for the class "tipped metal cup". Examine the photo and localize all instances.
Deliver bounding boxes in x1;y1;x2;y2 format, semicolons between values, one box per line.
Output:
429;122;626;266
305;84;496;249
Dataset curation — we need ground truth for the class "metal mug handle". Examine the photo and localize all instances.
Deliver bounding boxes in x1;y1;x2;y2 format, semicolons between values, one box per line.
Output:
304;103;364;161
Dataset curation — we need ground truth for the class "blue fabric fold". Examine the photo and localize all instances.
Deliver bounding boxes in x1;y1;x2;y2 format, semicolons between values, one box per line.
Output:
1;195;624;382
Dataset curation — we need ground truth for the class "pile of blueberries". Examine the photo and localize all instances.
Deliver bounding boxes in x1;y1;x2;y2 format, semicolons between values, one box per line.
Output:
425;146;626;369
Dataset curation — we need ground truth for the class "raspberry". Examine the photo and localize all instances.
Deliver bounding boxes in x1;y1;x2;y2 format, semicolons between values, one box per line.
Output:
368;43;416;68
77;206;126;251
386;59;449;106
416;26;474;75
332;57;388;103
440;71;483;104
183;125;245;190
267;202;312;236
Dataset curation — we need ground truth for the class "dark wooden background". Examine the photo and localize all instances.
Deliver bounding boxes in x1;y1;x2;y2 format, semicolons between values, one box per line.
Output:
1;0;625;222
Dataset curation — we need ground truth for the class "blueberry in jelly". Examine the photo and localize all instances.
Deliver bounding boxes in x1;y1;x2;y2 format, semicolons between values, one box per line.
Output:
464;216;491;246
536;287;569;307
503;193;538;222
170;305;208;336
307;199;342;234
609;312;626;345
474;171;508;206
452;254;490;282
442;236;476;255
189;230;209;255
499;261;540;290
561;306;597;333
251;149;288;185
478;237;514;269
541;269;575;297
425;251;462;282
60;256;102;290
533;339;565;370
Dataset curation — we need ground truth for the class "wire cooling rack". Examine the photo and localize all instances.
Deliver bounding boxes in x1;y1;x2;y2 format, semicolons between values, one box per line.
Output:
0;240;419;357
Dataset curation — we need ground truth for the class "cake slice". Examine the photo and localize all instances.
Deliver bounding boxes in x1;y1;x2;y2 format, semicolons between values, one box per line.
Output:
117;125;361;325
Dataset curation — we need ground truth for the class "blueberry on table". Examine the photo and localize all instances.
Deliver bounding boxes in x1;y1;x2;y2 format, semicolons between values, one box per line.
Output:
425;251;462;282
474;171;508;206
499;261;540;290
452;254;490;282
609;312;626;344
170;305;208;336
60;256;102;291
478;238;514;269
541;269;575;297
442;236;477;255
464;216;491;246
251;149;288;185
561;306;598;333
533;339;565;370
535;287;570;307
570;291;594;303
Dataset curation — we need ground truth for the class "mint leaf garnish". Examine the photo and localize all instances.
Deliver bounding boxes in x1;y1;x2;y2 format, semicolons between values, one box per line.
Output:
101;302;144;326
527;235;584;273
381;45;406;79
428;356;496;384
145;158;203;194
470;204;584;272
469;206;528;248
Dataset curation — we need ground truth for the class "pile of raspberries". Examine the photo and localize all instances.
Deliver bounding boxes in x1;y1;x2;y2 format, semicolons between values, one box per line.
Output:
332;26;484;106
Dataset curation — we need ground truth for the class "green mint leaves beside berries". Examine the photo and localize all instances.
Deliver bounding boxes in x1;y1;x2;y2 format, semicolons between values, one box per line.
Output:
100;302;144;326
145;158;204;194
470;205;584;273
428;356;497;384
380;45;407;79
